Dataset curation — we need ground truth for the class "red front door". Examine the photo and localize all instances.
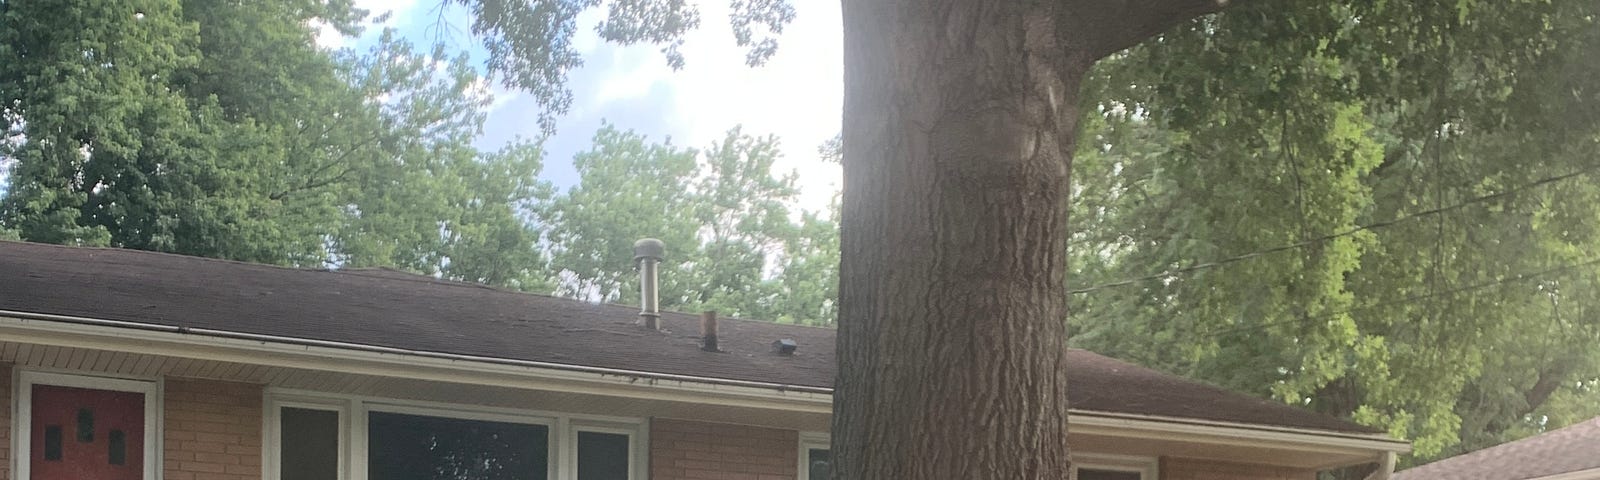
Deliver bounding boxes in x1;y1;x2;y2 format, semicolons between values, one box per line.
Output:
31;384;145;480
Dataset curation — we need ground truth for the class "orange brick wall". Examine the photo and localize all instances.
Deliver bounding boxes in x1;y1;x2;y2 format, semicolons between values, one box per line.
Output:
0;367;10;480
650;418;798;480
163;378;263;480
1161;457;1316;480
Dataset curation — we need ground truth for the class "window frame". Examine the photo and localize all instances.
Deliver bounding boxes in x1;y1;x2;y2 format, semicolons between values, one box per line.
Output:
264;395;350;480
265;389;645;480
13;369;162;480
566;419;648;480
1073;453;1160;480
798;431;830;480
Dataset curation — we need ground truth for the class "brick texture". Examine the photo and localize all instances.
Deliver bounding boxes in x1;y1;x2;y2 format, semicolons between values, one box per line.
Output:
0;367;10;480
1161;457;1316;480
650;418;798;480
163;378;263;480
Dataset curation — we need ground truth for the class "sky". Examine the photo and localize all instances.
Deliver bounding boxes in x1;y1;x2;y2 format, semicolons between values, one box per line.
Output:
323;0;845;211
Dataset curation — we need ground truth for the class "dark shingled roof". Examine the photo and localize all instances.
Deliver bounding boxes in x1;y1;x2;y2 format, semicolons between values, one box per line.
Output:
1395;416;1600;480
0;240;1379;434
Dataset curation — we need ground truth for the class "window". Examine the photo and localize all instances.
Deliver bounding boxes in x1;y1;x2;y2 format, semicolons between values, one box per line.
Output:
15;371;160;480
279;407;341;480
574;429;631;480
268;393;643;480
1072;454;1157;480
799;432;830;480
369;411;549;480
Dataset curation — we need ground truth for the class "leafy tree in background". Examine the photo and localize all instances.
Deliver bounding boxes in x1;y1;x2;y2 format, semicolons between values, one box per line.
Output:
0;0;554;290
1068;0;1600;461
544;125;836;325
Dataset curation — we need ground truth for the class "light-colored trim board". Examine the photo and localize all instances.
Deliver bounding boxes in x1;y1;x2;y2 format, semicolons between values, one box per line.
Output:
265;390;645;480
0;312;832;413
1075;452;1161;479
13;369;162;480
1527;467;1600;480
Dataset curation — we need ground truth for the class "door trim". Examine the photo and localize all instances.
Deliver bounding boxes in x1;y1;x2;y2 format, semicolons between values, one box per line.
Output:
13;370;161;480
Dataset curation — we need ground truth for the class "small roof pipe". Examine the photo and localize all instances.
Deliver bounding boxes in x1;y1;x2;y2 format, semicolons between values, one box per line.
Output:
700;310;719;352
1362;451;1396;480
634;238;664;329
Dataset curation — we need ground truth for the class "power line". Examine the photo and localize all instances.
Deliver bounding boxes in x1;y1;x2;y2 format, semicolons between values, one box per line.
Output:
1067;164;1600;295
1191;256;1600;340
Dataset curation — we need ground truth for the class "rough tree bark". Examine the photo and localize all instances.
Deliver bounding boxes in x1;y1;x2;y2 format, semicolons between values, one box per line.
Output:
833;0;1229;478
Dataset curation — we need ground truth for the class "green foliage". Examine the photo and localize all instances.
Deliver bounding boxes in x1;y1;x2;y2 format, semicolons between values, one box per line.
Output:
545;125;837;325
1069;0;1600;462
0;0;553;289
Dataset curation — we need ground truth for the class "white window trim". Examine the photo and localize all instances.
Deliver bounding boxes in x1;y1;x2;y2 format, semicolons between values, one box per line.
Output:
264;388;645;480
12;369;162;480
798;431;830;480
566;419;649;480
264;395;351;480
1074;452;1160;480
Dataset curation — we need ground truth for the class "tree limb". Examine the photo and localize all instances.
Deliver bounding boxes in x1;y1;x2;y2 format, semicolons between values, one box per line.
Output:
1061;0;1235;62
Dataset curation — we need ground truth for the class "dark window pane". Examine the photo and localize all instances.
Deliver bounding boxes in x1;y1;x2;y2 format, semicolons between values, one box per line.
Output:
108;429;127;465
1079;469;1142;480
281;407;340;480
807;448;831;480
369;411;548;480
44;425;63;460
576;431;630;480
77;408;94;442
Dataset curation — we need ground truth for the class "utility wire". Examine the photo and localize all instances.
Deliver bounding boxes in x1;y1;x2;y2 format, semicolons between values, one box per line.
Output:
1067;164;1600;295
1191;256;1600;340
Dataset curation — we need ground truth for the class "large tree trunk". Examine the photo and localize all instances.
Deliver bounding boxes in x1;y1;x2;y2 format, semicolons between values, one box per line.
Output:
832;0;1227;478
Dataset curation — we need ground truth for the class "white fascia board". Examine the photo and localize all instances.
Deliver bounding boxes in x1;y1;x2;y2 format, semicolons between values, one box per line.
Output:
1526;468;1600;480
0;312;832;414
0;310;1410;460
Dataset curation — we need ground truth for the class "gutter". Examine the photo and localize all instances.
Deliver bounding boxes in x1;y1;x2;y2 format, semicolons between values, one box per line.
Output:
0;308;1411;461
1364;452;1396;480
0;308;832;400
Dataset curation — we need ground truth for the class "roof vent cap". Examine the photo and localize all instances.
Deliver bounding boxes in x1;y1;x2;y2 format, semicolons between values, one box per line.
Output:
771;338;798;355
633;238;665;262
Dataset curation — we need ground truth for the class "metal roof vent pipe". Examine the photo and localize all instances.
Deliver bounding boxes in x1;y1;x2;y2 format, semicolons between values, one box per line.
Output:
700;311;720;352
634;238;665;329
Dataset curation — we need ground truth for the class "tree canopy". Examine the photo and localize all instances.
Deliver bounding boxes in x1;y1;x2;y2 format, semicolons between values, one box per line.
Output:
4;0;1599;468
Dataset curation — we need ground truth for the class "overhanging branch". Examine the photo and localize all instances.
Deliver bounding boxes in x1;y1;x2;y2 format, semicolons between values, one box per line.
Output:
1062;0;1235;62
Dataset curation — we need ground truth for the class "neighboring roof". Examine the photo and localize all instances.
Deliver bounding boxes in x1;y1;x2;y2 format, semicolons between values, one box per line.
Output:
0;240;1378;434
1395;416;1600;480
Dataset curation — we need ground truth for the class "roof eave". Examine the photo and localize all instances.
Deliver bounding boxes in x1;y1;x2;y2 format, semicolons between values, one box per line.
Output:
0;309;1410;464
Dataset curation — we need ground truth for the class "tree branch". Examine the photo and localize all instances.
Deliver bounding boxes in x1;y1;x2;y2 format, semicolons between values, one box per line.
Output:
1061;0;1235;62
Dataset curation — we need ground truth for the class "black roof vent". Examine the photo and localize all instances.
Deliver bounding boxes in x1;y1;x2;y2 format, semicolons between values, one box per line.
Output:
772;338;798;355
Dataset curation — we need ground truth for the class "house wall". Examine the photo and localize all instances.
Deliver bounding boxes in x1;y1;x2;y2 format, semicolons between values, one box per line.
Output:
0;366;10;480
650;418;799;480
164;378;263;480
1161;457;1317;480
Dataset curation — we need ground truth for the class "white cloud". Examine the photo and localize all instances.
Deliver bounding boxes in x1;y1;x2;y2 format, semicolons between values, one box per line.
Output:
573;0;844;210
314;0;421;49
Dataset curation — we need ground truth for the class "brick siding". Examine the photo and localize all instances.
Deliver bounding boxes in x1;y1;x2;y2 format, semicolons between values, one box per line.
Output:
163;378;263;480
650;418;798;480
1161;457;1316;480
0;367;9;480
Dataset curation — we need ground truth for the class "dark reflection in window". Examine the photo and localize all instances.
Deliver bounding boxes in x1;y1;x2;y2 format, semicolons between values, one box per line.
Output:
109;429;127;465
281;408;339;480
1078;469;1142;480
368;412;548;480
807;449;831;480
77;408;94;442
44;425;63;460
577;431;630;480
